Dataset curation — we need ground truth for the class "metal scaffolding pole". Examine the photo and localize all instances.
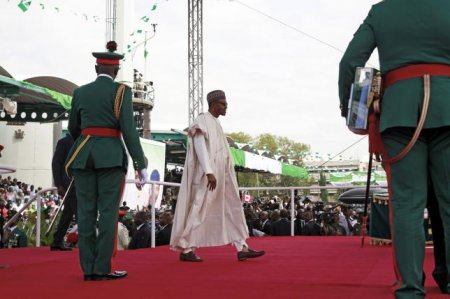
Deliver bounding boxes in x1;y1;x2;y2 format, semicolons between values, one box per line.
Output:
188;0;203;125
105;0;117;42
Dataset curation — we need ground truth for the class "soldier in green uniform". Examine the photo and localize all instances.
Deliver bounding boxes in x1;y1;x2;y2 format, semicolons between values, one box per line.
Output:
3;215;27;248
339;1;450;298
66;41;148;281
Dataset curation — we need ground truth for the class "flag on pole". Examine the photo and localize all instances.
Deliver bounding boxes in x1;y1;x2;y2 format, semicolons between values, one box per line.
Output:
18;0;32;12
144;31;148;59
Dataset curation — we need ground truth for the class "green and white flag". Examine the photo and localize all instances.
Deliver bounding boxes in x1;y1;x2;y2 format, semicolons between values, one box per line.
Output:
18;0;32;12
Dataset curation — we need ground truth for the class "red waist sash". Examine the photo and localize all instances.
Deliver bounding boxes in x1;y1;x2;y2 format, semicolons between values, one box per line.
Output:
383;63;450;90
81;127;121;138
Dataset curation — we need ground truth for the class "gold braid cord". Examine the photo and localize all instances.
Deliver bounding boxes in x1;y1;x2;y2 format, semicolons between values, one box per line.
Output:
114;84;126;120
65;85;126;176
383;74;431;164
64;135;91;176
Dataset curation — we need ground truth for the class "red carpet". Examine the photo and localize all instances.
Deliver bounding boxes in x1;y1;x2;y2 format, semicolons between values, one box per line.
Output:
0;237;446;299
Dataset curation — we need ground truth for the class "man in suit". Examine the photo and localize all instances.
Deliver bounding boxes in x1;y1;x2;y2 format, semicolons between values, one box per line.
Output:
65;41;148;281
302;210;321;236
294;209;305;236
260;211;272;236
339;1;450;297
128;211;151;249
270;209;291;236
50;134;76;251
156;211;173;246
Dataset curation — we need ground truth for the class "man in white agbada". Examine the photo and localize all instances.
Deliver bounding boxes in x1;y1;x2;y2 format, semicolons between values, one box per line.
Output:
170;90;265;262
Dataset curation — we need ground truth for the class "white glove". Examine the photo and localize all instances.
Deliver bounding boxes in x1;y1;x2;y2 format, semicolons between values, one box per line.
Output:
138;168;148;186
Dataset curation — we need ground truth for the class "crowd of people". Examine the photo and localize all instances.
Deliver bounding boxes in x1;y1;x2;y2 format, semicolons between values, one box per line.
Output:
117;203;174;250
0;173;178;250
0;175;64;248
1;171;366;251
242;196;362;237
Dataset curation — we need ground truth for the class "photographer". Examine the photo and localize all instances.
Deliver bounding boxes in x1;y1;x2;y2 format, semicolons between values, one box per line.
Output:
319;211;346;236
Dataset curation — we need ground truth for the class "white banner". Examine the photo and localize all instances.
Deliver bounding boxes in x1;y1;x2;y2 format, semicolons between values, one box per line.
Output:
122;138;166;210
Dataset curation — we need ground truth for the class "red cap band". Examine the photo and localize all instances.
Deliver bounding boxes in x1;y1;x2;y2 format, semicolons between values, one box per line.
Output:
96;58;120;65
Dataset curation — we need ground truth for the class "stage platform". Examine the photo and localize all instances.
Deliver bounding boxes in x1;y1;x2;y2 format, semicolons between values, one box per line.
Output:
0;237;446;299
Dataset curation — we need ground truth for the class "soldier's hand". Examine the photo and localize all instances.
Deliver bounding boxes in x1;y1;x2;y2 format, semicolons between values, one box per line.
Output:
137;168;148;189
206;174;216;191
57;186;66;197
135;171;142;190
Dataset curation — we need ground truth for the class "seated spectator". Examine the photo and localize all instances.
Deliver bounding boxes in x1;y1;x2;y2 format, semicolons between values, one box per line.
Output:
260;211;272;236
271;209;291;236
0;199;8;248
271;209;280;223
156;211;173;246
44;199;57;220
128;211;151;249
117;209;130;250
6;186;16;202
0;187;5;200
11;194;24;212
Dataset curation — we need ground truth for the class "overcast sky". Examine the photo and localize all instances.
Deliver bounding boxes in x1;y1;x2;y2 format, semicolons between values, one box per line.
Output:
0;0;380;160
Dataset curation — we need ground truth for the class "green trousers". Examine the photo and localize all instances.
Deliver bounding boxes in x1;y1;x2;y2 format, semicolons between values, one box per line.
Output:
74;166;124;276
383;127;450;298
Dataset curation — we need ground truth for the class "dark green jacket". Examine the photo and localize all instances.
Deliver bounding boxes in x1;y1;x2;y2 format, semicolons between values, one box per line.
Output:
67;76;146;172
6;226;27;248
339;0;450;132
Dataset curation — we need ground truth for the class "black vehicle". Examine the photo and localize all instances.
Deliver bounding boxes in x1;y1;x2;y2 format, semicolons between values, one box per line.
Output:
338;187;387;205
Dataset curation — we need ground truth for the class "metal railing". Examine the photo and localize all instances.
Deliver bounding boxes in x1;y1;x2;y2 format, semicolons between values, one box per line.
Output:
125;180;181;248
3;176;371;248
3;187;57;247
0;165;16;175
127;180;369;248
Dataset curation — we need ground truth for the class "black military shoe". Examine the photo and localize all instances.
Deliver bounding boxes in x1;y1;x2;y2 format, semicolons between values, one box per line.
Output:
237;248;265;261
432;271;448;294
180;251;203;262
50;243;73;251
92;270;128;281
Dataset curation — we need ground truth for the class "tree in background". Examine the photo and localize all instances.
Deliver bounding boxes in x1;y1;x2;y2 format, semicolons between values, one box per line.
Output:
254;133;278;154
226;131;312;197
276;136;310;162
227;132;252;144
250;133;310;165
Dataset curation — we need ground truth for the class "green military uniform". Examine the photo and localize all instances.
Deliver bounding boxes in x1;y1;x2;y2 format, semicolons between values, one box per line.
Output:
339;0;450;298
5;226;27;248
66;43;146;277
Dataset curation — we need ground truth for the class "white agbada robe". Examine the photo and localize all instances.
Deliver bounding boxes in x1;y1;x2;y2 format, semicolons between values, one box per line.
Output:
170;112;249;250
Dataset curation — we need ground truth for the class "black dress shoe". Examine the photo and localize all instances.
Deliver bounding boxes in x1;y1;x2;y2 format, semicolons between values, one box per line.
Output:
84;275;93;281
180;251;203;262
92;271;128;281
432;272;448;294
237;248;265;261
50;244;72;251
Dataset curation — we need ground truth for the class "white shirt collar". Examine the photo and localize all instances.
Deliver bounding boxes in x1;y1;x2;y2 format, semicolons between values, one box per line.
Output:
97;74;114;80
